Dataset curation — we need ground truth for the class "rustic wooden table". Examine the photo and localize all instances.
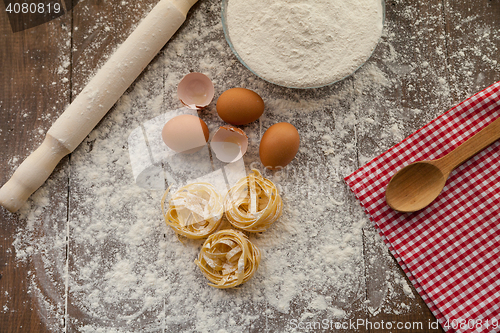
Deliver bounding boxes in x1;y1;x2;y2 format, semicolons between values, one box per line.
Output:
1;0;499;332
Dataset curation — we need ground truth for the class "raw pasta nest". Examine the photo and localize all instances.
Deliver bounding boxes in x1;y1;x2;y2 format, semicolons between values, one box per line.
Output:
194;229;261;288
161;182;223;239
224;169;283;232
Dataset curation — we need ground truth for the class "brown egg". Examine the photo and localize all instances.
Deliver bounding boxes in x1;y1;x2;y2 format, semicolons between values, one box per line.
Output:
161;114;209;154
259;122;300;170
216;88;265;125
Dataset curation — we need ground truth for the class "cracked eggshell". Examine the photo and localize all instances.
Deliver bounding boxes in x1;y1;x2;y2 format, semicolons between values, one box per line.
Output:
177;72;215;109
162;114;210;154
210;126;249;163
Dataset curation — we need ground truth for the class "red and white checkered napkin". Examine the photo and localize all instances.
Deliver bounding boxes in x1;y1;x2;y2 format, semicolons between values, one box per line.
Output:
345;81;500;333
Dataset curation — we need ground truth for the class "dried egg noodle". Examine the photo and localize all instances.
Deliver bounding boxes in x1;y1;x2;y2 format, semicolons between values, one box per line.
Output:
195;229;261;288
161;183;223;239
225;169;282;232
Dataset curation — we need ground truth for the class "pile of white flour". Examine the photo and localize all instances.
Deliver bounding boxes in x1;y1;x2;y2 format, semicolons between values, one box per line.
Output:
225;0;384;88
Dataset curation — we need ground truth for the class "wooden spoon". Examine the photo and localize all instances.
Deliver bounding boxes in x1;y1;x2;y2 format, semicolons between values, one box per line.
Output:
385;116;500;213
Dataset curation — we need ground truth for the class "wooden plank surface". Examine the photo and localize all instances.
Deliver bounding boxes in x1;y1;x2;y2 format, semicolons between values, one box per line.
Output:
0;1;71;332
444;0;500;100
0;0;499;332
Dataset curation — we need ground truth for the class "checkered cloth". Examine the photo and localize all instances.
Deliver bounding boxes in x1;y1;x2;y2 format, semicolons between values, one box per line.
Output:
345;81;500;333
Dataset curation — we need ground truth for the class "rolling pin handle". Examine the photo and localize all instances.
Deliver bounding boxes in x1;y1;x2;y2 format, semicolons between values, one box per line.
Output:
0;135;71;213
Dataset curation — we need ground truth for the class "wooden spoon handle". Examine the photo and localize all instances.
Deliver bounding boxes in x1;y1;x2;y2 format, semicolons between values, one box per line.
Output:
0;0;199;213
438;116;500;174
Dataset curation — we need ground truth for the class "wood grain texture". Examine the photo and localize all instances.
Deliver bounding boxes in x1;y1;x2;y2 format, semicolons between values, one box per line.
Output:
0;4;71;332
0;0;499;331
443;0;500;101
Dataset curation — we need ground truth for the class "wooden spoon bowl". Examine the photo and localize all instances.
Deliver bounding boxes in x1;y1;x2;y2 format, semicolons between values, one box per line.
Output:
386;161;447;212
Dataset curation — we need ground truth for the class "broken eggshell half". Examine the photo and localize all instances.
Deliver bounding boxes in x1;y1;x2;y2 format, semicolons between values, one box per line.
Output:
161;114;210;154
177;72;215;109
210;126;248;163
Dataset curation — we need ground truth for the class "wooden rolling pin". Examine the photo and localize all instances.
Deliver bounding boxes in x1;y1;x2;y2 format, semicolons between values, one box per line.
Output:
0;0;199;212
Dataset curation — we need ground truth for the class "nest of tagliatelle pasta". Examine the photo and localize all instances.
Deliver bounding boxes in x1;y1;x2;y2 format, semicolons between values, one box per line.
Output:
161;169;282;288
195;229;261;289
161;182;224;239
224;169;283;232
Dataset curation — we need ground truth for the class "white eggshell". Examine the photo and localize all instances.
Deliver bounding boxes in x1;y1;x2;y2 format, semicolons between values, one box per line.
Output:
177;72;215;109
210;125;249;163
